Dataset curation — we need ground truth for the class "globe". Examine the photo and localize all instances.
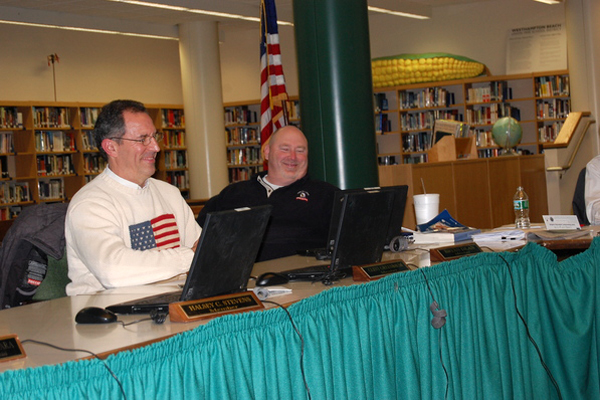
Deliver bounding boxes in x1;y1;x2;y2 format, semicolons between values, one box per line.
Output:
491;117;522;155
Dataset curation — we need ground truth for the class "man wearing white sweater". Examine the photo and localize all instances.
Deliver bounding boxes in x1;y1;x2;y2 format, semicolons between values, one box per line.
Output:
65;100;201;295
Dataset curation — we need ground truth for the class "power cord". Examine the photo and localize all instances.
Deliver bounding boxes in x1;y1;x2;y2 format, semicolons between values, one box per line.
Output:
498;254;563;400
419;269;449;400
21;339;127;400
262;299;312;400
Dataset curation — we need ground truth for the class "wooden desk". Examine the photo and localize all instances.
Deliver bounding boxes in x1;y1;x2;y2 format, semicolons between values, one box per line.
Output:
0;251;425;372
378;155;548;230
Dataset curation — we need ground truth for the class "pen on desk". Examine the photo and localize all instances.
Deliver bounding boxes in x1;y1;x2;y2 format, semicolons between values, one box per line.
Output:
501;236;517;240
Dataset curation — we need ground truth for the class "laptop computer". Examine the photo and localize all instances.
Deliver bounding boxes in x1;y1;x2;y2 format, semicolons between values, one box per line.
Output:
106;205;272;315
302;185;408;259
282;188;396;282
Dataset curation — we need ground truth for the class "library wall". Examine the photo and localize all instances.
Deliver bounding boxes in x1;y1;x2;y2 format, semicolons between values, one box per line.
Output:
0;1;566;105
368;0;565;76
0;24;183;105
219;24;299;103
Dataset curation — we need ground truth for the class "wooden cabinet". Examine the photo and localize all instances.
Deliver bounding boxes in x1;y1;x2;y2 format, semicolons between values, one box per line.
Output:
0;101;190;221
378;154;548;229
223;98;300;183
374;70;570;165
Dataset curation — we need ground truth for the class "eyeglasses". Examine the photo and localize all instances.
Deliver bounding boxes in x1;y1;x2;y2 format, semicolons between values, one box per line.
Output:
109;131;164;146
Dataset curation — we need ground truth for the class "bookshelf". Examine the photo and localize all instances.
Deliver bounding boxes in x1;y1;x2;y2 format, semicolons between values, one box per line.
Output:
223;98;300;183
374;70;570;165
150;106;189;198
0;101;190;222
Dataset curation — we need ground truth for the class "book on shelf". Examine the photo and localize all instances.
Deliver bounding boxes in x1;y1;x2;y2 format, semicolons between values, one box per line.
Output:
411;209;481;244
80;107;99;128
0;107;23;129
161;109;185;128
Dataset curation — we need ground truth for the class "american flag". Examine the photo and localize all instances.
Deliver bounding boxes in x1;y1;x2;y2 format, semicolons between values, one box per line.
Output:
129;214;181;250
260;0;289;168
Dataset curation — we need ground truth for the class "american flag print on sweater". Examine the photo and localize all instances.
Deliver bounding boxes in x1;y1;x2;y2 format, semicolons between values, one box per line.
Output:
129;214;181;250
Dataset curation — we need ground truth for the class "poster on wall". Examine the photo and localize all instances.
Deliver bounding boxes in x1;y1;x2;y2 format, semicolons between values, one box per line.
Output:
506;23;567;74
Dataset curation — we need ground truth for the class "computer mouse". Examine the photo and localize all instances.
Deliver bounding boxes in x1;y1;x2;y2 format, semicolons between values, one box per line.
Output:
255;272;290;287
75;307;118;324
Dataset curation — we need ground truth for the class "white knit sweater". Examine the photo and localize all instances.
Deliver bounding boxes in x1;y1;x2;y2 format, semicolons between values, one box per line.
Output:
65;170;201;295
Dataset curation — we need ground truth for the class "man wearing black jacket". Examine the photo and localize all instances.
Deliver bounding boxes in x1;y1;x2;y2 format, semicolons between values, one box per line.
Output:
197;125;338;261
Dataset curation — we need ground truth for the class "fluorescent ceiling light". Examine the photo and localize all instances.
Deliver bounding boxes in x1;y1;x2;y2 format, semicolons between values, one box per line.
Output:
105;0;294;26
0;19;177;40
533;0;562;4
368;6;430;19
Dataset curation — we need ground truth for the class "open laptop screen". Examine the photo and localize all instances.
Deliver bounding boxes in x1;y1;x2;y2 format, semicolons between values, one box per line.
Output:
329;189;396;272
323;185;408;254
106;205;272;314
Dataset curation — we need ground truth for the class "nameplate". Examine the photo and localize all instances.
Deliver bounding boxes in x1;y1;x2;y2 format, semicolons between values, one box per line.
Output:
430;242;482;262
169;291;264;323
0;335;26;363
353;259;409;282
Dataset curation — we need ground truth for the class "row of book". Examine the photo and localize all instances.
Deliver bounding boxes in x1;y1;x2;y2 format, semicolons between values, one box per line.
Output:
400;109;462;132
0;206;23;221
228;166;262;183
0;181;30;204
0;157;9;179
0;132;14;154
225;106;259;126
226;127;260;145
37;154;74;177
378;155;398;166
81;131;98;151
80;107;100;128
163;130;185;148
399;87;455;110
403;153;428;164
536;99;570;120
375;113;392;134
466;81;512;103
534;75;570;98
0;107;23;129
35;131;76;152
33;107;71;129
162;109;185;128
164;150;188;169
538;121;564;143
227;147;262;166
83;153;107;175
38;179;64;200
465;104;521;125
165;171;190;190
471;128;495;147
403;131;433;153
374;93;389;112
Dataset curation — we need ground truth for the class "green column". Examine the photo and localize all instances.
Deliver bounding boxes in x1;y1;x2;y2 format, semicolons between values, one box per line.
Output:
293;0;378;190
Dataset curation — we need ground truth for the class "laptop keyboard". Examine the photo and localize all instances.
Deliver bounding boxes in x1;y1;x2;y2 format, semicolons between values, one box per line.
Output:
283;264;331;280
134;290;182;305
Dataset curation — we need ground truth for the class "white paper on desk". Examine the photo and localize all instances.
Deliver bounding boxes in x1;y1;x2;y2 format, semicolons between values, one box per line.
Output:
472;230;526;241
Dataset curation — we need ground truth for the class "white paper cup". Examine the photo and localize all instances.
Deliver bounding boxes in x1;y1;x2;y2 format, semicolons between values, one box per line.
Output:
413;194;440;225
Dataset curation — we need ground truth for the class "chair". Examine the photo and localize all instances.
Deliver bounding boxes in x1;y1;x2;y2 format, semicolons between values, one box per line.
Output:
0;202;69;308
572;167;590;226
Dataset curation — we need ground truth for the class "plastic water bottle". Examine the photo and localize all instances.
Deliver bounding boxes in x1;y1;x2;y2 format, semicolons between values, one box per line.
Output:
513;186;530;229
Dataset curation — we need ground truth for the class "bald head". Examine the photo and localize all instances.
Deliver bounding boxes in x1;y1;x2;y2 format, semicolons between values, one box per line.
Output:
264;126;309;186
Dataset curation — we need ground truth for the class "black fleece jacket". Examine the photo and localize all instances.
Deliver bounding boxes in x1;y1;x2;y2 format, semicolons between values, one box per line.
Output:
197;172;338;261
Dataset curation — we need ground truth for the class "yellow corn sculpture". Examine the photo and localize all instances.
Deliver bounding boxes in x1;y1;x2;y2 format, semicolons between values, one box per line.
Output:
372;53;486;88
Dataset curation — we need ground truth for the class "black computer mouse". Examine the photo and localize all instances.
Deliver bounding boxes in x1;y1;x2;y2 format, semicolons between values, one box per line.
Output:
255;272;290;287
75;307;118;324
